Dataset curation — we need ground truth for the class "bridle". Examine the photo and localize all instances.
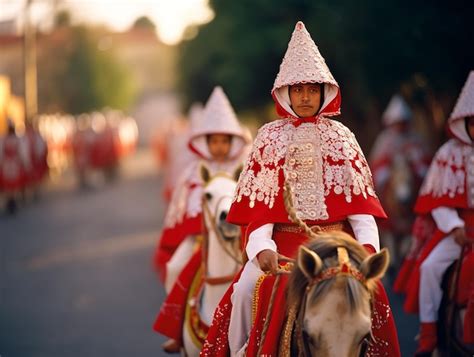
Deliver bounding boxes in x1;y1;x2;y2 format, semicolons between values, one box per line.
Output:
200;185;242;286
294;246;372;357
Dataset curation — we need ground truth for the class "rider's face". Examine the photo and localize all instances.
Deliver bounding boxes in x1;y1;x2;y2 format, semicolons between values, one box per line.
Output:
289;83;322;118
207;134;232;162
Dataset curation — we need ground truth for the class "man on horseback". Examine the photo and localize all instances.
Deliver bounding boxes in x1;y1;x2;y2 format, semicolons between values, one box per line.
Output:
154;86;251;353
394;71;474;355
369;95;431;267
202;21;400;356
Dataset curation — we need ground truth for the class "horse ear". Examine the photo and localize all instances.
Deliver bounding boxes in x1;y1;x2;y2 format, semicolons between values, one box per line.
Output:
199;163;211;184
233;164;243;182
359;248;390;281
298;245;323;280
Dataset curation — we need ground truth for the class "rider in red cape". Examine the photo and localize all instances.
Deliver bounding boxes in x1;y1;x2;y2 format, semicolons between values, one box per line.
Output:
202;21;400;357
0;120;31;214
153;87;250;284
154;86;250;351
394;71;474;354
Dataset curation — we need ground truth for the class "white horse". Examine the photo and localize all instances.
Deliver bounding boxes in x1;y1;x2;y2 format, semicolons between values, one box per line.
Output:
182;164;243;356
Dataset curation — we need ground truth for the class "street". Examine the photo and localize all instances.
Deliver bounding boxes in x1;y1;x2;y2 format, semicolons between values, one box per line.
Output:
0;149;169;357
0;148;418;356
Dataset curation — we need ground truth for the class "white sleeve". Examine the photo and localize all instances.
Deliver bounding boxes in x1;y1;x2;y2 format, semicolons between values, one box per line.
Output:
245;223;276;262
347;214;380;252
431;207;465;234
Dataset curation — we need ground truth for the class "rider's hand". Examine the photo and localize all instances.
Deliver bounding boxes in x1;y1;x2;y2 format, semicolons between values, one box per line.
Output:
452;227;469;246
257;249;279;274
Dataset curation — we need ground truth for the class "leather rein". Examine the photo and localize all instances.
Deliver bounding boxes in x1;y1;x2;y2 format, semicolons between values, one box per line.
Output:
201;194;242;285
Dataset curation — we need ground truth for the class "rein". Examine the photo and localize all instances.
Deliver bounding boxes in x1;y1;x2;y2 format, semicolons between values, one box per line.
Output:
201;194;242;285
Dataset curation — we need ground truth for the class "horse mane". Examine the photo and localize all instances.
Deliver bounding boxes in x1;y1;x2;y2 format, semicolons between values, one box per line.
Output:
287;231;377;314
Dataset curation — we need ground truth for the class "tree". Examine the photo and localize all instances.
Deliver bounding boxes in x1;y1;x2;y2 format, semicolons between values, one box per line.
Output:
178;0;474;148
38;26;136;114
132;16;156;31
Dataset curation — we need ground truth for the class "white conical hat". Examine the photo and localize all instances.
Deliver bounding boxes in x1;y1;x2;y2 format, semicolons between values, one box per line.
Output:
448;71;474;144
189;86;248;160
382;95;412;126
271;21;340;118
272;21;338;92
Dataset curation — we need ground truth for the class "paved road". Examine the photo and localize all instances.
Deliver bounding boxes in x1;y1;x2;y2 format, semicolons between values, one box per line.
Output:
0;148;419;356
0;149;169;357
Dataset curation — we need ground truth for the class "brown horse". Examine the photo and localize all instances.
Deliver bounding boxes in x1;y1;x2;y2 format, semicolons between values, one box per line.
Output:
281;232;390;357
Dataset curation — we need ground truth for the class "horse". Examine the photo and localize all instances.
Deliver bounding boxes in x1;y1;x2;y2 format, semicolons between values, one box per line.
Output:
182;164;243;356
436;250;474;357
280;231;390;356
379;152;417;269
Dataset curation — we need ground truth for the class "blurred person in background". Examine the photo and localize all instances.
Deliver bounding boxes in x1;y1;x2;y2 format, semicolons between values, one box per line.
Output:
0;119;31;214
24;120;48;199
394;71;474;355
369;95;431;268
153;86;251;353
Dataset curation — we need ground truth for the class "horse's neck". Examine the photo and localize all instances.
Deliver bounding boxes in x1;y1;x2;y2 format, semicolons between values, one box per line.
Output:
200;230;239;325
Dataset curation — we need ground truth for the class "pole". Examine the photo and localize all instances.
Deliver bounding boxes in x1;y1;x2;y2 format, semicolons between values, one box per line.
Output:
23;0;38;125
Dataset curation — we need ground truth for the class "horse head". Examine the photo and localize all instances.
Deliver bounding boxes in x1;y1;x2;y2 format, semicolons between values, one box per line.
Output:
199;163;242;244
286;232;389;357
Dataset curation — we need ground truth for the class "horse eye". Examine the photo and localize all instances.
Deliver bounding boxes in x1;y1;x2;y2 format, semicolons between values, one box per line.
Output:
359;332;371;345
303;330;316;347
205;192;213;201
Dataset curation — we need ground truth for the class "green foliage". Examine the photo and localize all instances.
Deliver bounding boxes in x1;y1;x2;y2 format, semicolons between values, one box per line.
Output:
54;10;71;28
132;16;156;31
178;0;474;145
38;26;136;114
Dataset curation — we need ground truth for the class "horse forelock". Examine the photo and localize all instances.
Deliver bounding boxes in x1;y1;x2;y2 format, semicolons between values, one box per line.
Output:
203;171;236;188
287;232;375;314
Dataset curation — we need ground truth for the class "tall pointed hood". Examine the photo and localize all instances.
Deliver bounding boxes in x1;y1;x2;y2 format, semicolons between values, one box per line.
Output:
189;86;249;160
271;21;341;119
382;95;412;126
448;71;474;144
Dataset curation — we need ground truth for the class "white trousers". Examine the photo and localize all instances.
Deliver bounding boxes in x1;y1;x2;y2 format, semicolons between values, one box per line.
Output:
419;235;462;322
164;235;196;294
229;259;264;356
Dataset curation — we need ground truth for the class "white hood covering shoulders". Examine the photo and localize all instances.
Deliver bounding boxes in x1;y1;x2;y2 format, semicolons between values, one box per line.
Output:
272;21;340;118
382;95;412;126
448;71;474;145
189;86;250;159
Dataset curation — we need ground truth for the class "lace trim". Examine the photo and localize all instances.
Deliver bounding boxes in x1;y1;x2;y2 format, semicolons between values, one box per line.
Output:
419;139;474;207
234;118;377;220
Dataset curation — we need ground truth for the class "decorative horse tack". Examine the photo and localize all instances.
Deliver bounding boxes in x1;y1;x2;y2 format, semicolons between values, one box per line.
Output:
308;246;367;289
201;195;241;285
182;164;243;356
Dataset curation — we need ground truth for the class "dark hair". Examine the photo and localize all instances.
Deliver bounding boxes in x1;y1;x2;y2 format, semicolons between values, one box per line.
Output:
466;117;474;140
206;134;233;143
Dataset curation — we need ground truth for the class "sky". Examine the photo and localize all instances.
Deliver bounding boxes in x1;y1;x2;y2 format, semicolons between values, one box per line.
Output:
0;0;214;44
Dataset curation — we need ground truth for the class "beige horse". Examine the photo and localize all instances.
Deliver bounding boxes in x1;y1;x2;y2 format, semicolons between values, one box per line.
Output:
282;232;389;357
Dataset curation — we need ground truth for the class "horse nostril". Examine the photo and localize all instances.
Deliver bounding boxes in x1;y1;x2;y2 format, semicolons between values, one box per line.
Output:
219;211;228;221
